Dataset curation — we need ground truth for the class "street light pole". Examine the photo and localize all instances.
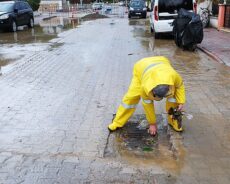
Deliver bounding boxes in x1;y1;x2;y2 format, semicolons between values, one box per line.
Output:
80;0;83;9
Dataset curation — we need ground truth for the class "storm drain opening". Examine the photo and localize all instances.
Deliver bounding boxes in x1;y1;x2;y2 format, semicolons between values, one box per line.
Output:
104;114;183;161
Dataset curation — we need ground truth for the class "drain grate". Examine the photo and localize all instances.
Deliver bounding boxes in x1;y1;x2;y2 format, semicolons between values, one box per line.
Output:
104;114;185;171
116;114;169;152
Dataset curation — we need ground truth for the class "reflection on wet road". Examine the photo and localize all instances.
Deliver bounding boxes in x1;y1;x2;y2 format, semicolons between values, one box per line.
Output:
0;17;80;44
0;17;80;67
124;17;230;183
0;13;229;183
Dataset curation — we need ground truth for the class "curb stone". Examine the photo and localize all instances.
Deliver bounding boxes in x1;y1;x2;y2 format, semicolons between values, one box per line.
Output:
197;45;226;65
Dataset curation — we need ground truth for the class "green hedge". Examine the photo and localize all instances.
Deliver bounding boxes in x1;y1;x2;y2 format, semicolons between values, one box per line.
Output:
218;0;230;4
27;0;41;11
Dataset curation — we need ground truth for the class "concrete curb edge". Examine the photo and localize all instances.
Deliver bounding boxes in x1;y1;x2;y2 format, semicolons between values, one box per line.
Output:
197;45;226;66
43;16;57;20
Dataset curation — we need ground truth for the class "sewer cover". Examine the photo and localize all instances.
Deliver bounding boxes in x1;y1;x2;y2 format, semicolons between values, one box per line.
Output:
115;114;169;152
104;114;185;168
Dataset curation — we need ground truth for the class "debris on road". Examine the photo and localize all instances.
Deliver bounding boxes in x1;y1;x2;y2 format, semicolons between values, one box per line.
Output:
81;13;108;21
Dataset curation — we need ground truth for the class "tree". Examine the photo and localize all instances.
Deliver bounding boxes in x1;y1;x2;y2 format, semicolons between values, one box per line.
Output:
27;0;41;11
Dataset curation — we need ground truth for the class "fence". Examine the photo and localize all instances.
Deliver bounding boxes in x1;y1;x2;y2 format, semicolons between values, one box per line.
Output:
38;3;127;18
38;3;92;13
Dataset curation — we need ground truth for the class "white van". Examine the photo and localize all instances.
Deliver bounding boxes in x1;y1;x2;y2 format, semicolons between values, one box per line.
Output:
150;0;197;38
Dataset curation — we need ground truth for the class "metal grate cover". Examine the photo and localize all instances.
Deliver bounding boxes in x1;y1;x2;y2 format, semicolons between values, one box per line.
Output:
116;114;169;152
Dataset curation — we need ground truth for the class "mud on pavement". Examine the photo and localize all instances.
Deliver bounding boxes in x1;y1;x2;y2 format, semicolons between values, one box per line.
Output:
0;9;230;184
81;13;108;21
104;114;185;175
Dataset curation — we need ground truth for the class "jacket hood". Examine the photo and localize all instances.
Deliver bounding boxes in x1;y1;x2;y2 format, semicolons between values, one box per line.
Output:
142;65;176;96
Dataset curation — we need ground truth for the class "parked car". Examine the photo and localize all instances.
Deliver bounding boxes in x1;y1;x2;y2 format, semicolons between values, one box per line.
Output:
0;1;34;32
92;2;104;10
149;0;197;38
104;5;112;13
118;1;125;6
128;0;147;19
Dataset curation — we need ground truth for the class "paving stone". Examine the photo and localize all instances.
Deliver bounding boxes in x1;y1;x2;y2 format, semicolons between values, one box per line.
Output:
0;14;229;184
63;156;79;164
198;28;230;66
119;167;137;174
32;163;48;173
40;168;60;179
215;174;230;184
37;178;57;184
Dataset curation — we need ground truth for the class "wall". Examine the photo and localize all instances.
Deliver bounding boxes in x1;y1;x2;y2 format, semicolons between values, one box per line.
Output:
40;0;63;9
210;16;218;28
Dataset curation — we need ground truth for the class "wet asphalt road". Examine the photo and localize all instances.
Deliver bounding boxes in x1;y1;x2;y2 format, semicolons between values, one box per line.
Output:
0;11;230;183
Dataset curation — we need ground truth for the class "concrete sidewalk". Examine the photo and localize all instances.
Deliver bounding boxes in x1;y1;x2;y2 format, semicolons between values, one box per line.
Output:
198;28;230;67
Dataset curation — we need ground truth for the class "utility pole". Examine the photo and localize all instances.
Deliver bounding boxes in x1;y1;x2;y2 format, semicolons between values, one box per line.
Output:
80;0;83;9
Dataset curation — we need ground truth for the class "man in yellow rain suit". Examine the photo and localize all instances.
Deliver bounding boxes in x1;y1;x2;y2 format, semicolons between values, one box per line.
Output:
108;56;186;135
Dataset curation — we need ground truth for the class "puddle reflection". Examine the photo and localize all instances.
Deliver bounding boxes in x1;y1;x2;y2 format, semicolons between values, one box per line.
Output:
0;17;80;68
0;17;80;44
39;17;80;35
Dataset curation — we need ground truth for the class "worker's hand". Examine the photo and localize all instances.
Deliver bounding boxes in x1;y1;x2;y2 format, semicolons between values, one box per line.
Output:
148;124;157;136
177;104;184;112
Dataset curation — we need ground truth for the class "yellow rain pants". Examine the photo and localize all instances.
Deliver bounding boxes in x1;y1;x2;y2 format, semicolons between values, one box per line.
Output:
109;56;186;131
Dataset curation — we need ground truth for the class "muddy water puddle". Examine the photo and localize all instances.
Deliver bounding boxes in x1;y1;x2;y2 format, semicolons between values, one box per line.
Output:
105;114;186;173
129;18;175;54
0;18;80;44
126;18;230;181
130;18;230;85
0;17;80;69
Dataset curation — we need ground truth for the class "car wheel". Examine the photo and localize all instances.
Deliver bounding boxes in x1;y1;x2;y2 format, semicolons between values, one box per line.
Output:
154;32;160;39
10;20;17;32
150;26;153;33
28;17;34;28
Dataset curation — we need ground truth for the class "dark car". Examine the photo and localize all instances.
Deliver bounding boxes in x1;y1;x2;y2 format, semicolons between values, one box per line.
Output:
0;1;34;32
128;0;147;19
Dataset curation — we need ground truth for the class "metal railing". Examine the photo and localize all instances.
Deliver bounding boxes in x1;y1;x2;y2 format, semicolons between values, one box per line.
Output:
38;3;93;18
38;3;92;13
38;3;127;18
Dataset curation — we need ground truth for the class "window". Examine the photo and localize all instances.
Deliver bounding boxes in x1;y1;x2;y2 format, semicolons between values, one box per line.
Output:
0;2;14;12
19;2;27;10
159;0;193;13
14;2;20;10
24;2;31;9
130;1;145;8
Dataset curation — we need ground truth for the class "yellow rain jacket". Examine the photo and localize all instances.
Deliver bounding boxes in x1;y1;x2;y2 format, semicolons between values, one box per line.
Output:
111;56;185;129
